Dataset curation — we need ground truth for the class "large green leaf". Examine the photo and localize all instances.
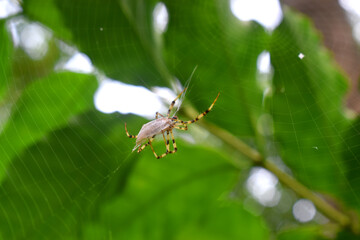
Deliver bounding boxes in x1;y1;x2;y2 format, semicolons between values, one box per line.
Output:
336;229;360;240
11;39;61;87
268;8;349;193
0;20;12;100
341;117;360;208
0;111;138;240
22;0;72;40
81;143;269;240
0;72;97;183
23;0;167;85
23;0;166;85
163;0;268;137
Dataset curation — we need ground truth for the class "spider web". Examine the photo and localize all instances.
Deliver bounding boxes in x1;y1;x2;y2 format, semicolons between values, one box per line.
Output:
0;0;360;239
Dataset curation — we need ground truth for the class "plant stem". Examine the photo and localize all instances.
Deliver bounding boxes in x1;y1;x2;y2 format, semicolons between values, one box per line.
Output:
183;108;353;229
264;159;350;227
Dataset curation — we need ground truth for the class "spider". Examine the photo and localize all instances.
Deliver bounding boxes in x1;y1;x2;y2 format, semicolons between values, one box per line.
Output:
125;88;220;159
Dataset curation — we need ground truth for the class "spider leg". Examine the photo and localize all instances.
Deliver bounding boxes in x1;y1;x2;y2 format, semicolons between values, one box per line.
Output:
125;122;137;138
137;143;147;153
150;130;177;159
181;92;220;125
149;141;159;158
174;123;188;131
155;112;164;119
137;137;154;153
175;126;188;130
170;130;177;152
167;88;187;117
163;131;171;153
166;131;175;152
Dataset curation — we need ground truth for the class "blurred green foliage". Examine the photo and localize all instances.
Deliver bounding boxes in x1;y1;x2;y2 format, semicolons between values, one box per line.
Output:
269;9;348;194
0;0;358;239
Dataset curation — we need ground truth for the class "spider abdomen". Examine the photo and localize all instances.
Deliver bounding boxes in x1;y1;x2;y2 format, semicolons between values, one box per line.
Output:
136;118;172;145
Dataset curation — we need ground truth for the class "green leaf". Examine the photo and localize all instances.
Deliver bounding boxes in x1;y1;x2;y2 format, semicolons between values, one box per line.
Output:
23;0;166;85
22;0;72;40
268;8;348;193
82;144;269;239
341;117;360;208
163;0;268;137
52;0;164;85
0;111;138;240
0;72;98;183
336;229;360;240
0;19;13;100
12;38;61;87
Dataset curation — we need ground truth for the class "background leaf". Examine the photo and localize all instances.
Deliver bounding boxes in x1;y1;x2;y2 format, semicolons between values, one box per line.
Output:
0;111;137;240
0;20;13;100
22;0;72;40
56;0;165;85
268;8;348;194
341;117;360;209
81;144;269;240
0;72;97;183
24;0;167;85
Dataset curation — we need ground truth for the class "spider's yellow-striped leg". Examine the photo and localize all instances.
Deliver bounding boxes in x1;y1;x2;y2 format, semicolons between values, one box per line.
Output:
137;137;154;153
155;112;164;119
162;131;171;153
149;140;160;159
150;130;177;159
181;92;220;125
125;122;137;138
170;130;177;152
174;123;188;131
167;88;187;117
